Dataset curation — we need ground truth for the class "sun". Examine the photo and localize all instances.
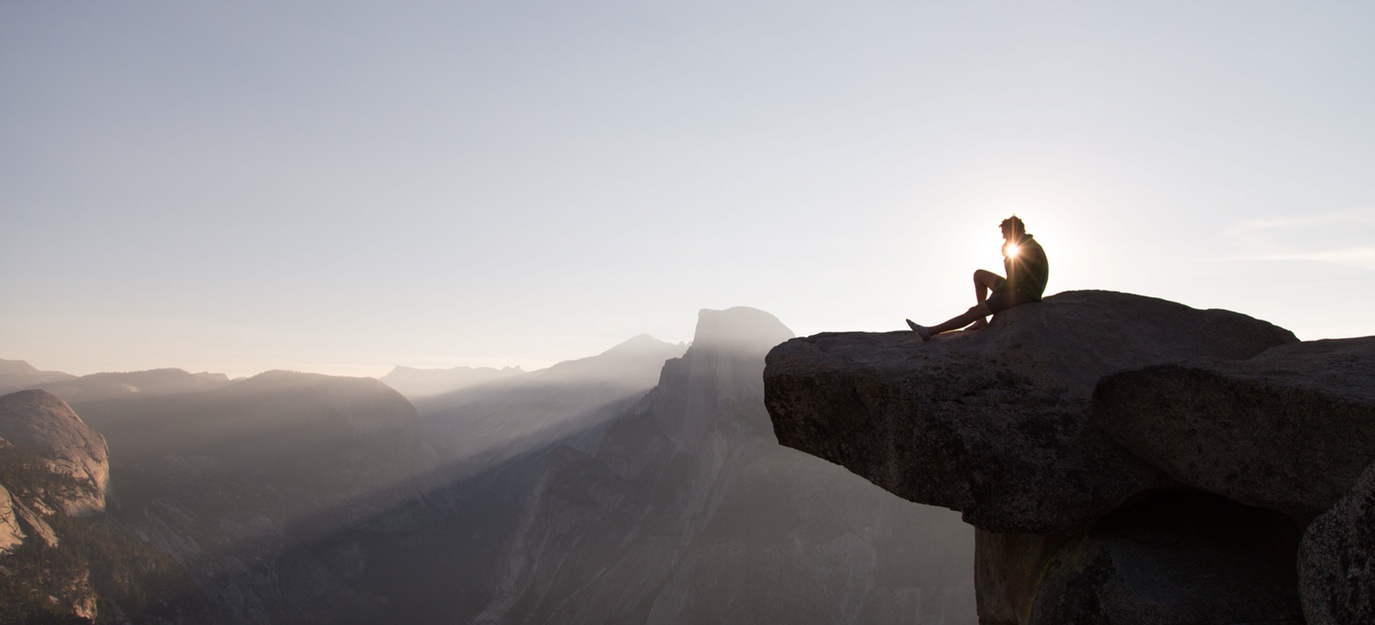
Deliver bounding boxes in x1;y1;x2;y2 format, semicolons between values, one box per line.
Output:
1004;242;1021;260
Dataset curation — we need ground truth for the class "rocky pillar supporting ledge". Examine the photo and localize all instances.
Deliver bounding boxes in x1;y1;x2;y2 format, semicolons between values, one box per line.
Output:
765;290;1375;624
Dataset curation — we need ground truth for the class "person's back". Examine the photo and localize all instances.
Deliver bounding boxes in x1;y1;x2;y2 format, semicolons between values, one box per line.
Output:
998;233;1049;301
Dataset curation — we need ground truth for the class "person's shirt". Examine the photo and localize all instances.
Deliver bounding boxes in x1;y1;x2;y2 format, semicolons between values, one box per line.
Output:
995;234;1049;300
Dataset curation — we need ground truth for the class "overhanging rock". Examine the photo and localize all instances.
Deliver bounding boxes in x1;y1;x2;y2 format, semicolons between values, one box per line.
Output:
763;290;1297;535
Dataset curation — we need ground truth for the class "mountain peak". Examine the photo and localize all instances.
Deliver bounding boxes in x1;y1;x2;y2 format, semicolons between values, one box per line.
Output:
691;307;793;354
0;360;77;395
601;333;675;356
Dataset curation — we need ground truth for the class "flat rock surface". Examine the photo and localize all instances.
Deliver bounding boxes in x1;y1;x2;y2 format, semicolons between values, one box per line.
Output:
764;290;1297;534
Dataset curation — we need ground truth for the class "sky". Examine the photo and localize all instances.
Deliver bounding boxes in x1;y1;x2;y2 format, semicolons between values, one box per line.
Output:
3;2;1374;379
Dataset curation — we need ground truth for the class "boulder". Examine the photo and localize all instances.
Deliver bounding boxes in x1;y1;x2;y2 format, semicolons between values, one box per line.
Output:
1299;460;1375;625
0;389;110;516
764;290;1296;535
1094;336;1375;521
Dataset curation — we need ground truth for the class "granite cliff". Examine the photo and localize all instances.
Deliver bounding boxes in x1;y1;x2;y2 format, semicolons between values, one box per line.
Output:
0;390;168;623
764;290;1375;624
470;307;976;624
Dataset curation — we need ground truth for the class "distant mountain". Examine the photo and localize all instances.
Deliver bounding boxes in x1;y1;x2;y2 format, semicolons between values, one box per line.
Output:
26;367;232;404
0;312;976;624
466;308;976;624
415;334;687;476
380;364;525;399
77;370;438;527
60;370;442;624
0;359;76;395
532;333;688;385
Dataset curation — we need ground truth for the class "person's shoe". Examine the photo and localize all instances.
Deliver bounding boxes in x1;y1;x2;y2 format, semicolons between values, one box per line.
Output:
905;319;931;341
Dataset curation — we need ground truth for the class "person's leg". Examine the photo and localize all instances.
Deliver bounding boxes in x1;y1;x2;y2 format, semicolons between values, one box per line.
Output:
965;270;1003;330
973;269;1002;305
907;302;993;341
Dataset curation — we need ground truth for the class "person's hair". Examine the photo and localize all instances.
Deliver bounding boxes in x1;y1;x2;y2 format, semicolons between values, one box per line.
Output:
1000;215;1026;237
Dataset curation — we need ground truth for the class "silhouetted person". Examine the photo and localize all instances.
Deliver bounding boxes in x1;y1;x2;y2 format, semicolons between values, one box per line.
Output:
906;215;1049;340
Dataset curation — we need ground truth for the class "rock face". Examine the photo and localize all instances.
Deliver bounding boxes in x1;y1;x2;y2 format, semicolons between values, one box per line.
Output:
765;291;1296;535
763;290;1375;624
0;390;119;623
1300;460;1375;625
1095;336;1375;520
0;484;24;552
0;390;110;517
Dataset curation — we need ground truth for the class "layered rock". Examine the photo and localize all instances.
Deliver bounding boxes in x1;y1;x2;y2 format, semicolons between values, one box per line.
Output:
1095;336;1375;520
763;290;1375;624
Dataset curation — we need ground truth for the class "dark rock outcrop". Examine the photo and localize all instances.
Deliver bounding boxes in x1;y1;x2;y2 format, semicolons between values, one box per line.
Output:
1299;460;1375;625
765;290;1296;535
763;290;1375;624
1095;336;1375;521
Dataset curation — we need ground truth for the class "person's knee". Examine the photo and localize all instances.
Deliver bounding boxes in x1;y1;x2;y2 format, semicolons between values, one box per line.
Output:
974;269;1002;288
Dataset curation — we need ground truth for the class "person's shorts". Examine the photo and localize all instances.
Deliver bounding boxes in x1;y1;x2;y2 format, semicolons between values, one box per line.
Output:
987;288;1039;313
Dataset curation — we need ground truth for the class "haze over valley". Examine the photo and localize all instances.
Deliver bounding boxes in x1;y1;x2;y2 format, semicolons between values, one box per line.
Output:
1;307;975;624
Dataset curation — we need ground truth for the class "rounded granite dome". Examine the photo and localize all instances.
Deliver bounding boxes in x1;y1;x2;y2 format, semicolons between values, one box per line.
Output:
0;389;110;517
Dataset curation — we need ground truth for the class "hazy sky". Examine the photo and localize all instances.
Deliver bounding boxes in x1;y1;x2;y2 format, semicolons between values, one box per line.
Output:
3;2;1373;378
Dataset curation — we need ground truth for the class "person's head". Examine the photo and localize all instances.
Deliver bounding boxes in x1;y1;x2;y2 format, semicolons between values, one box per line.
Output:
1000;215;1026;241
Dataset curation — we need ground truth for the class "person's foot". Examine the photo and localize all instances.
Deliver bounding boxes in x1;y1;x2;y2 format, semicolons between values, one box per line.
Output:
905;319;931;341
964;318;989;331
